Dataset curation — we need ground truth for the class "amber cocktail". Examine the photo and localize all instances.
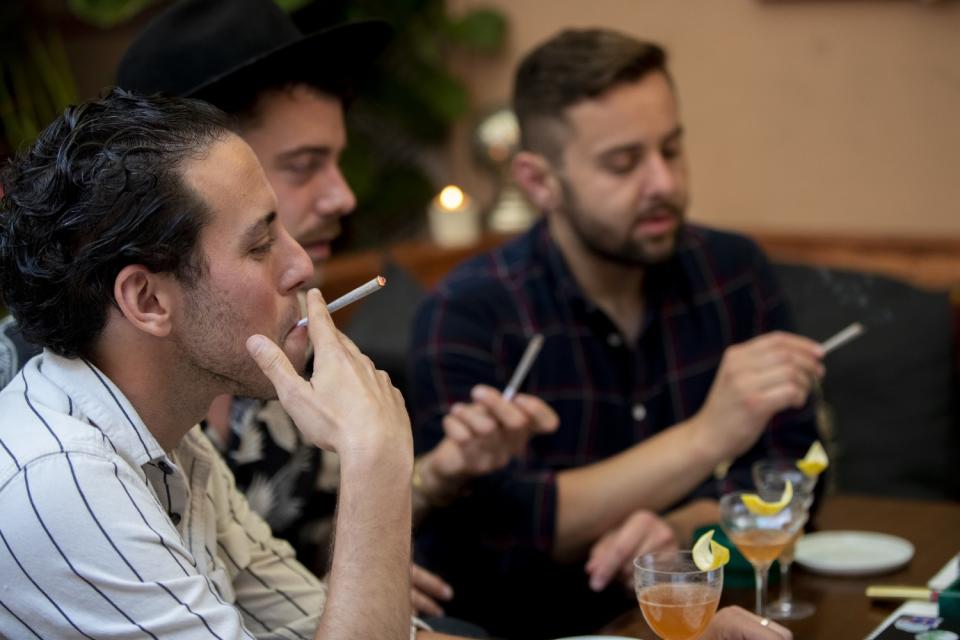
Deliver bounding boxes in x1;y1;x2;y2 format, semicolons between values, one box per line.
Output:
634;551;723;640
727;529;794;567
752;458;818;620
719;490;804;616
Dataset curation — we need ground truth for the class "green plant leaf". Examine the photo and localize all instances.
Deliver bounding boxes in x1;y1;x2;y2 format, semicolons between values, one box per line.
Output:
26;33;65;125
66;0;160;28
0;65;29;152
447;9;506;53
45;31;78;107
274;0;315;14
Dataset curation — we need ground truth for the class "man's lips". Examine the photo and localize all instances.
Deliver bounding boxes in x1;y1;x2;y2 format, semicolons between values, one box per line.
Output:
282;310;306;342
300;235;338;247
635;208;678;236
298;222;342;248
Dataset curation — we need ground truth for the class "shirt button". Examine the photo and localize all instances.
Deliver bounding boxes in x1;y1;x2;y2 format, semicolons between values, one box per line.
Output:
157;461;174;475
607;333;623;347
632;403;647;422
169;512;182;525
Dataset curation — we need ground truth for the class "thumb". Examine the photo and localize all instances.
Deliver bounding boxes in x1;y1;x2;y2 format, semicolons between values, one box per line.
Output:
246;334;300;397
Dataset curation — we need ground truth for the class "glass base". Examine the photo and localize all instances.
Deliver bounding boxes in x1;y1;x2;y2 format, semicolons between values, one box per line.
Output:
765;598;815;621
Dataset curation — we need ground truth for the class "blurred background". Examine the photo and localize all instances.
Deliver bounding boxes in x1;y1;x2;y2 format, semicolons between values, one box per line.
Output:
2;0;960;251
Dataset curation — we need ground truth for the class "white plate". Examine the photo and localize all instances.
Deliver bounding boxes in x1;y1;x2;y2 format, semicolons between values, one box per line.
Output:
795;530;915;576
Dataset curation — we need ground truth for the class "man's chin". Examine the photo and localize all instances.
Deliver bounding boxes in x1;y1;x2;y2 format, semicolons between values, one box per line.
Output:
245;383;280;402
632;224;683;264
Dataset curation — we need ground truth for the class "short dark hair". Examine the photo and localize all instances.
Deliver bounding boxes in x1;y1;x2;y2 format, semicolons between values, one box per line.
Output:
0;88;233;358
513;29;670;163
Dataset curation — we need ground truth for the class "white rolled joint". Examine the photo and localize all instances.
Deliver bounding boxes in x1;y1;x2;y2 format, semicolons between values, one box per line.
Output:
297;275;387;327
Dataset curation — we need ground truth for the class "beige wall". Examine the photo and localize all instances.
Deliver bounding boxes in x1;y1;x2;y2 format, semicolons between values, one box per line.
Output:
446;0;960;237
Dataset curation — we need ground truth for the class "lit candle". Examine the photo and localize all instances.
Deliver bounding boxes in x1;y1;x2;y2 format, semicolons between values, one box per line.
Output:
428;185;481;247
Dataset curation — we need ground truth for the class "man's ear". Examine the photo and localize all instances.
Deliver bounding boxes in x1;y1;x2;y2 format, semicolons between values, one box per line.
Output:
512;151;562;212
113;265;176;338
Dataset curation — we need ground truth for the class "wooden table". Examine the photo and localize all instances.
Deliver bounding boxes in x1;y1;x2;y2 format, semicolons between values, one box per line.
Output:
600;494;960;639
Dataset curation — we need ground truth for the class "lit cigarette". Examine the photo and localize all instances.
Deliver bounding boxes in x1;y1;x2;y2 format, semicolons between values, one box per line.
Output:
296;275;386;327
502;334;545;401
820;322;865;355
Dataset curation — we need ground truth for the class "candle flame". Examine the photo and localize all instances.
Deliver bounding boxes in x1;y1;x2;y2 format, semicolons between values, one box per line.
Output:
438;185;465;210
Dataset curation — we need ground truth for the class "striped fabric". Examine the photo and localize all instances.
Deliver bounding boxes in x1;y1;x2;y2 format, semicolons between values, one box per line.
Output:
0;352;422;639
409;220;818;638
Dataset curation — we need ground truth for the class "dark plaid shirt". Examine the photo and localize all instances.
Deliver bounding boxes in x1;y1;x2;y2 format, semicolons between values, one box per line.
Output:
409;219;818;639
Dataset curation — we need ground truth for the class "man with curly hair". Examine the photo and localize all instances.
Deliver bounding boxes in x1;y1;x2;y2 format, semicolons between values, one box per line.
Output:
0;87;486;640
0;0;560;624
112;3;560;624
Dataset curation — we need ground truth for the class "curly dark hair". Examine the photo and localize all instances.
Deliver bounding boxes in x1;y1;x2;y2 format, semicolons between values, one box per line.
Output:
513;29;669;163
0;88;234;358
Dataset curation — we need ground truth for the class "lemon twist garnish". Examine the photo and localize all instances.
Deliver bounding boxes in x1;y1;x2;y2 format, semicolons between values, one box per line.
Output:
796;440;829;478
741;479;793;515
692;529;730;571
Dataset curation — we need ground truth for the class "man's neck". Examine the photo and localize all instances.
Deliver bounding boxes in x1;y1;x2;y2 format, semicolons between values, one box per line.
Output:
548;219;646;343
91;335;215;454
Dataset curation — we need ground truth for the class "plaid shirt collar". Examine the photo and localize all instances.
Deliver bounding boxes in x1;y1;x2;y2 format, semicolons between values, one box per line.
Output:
533;218;700;339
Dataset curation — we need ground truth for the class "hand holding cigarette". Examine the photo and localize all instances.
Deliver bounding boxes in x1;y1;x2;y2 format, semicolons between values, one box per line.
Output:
696;330;825;460
416;334;556;497
296;275;386;327
247;288;411;455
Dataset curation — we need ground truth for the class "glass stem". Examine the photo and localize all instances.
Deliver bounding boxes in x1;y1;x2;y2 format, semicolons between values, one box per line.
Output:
779;559;793;605
754;565;770;616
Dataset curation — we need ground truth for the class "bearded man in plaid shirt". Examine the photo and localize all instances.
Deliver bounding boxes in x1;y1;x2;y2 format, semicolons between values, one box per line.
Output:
409;29;822;640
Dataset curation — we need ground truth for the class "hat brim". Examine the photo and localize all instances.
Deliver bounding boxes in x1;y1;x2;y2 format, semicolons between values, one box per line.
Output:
185;20;393;104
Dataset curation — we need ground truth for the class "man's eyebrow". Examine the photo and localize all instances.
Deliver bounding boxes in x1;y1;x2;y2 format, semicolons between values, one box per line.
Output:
663;125;685;144
598;126;685;158
241;211;277;246
275;146;332;162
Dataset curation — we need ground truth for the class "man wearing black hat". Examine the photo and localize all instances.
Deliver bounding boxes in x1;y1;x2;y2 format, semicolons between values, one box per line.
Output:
114;0;560;624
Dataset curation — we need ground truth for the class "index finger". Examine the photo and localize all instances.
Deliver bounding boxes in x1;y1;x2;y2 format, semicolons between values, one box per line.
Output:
470;384;529;431
512;394;560;433
411;564;453;601
588;526;646;591
304;288;339;349
751;331;824;358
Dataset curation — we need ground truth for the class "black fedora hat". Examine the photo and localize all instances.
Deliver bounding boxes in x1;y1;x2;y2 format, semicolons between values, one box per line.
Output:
117;0;392;104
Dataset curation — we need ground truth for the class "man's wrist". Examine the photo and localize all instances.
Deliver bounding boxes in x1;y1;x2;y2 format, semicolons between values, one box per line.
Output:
680;414;727;470
341;439;414;480
413;453;463;508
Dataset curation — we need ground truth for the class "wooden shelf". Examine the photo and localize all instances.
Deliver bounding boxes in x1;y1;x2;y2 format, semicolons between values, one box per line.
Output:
321;230;960;327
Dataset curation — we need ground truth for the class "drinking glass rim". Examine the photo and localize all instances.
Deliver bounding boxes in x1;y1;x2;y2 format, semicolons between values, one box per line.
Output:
633;550;722;578
752;456;802;467
719;490;751;506
719;488;810;510
752;458;818;492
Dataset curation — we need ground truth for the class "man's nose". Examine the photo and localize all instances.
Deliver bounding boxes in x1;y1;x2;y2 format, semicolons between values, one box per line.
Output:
281;231;315;293
315;168;356;217
647;152;677;198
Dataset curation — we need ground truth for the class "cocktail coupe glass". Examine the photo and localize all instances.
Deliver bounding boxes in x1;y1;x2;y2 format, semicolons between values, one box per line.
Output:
719;489;805;617
752;459;818;620
634;551;723;640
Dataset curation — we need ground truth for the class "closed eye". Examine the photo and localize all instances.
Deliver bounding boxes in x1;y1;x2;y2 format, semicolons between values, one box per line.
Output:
250;238;275;257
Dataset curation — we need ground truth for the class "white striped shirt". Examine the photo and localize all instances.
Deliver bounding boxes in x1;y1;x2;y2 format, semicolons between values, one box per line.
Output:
0;351;422;639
